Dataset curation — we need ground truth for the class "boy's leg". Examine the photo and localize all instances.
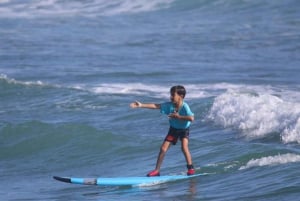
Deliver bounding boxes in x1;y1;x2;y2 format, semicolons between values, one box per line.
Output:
181;137;192;165
155;141;171;171
147;140;171;176
181;138;195;175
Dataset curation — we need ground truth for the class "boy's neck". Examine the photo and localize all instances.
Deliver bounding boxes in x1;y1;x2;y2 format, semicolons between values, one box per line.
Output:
174;99;183;108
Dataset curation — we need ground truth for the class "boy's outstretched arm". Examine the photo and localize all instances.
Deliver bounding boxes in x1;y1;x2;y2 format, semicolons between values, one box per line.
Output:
130;101;160;109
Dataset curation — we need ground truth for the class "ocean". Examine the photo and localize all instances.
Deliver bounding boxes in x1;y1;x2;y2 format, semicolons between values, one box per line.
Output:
0;0;299;200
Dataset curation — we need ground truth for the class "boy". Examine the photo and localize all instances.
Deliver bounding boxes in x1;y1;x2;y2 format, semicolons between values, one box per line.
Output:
130;85;195;176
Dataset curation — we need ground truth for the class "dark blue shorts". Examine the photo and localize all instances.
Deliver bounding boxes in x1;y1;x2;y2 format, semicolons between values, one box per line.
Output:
164;127;190;145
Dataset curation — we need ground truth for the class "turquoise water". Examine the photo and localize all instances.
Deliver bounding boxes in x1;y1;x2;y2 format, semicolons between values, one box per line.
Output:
0;0;300;200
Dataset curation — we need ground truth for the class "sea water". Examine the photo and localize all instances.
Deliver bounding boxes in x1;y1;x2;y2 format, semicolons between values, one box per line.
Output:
0;0;299;200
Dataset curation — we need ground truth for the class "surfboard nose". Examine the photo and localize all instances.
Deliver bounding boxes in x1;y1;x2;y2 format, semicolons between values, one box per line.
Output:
53;176;71;183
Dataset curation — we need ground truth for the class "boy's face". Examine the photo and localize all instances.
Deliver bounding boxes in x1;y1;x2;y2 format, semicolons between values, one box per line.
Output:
170;91;182;104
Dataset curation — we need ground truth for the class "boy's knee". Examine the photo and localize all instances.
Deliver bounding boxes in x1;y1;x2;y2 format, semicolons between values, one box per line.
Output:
160;142;170;153
160;146;168;153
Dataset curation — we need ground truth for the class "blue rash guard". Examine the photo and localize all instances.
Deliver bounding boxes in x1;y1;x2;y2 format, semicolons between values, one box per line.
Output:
160;101;194;129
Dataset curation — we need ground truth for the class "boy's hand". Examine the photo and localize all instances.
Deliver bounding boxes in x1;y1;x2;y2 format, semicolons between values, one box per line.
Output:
168;112;179;119
130;101;141;108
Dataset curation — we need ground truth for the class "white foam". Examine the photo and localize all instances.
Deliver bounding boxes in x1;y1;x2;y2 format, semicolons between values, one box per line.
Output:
0;74;45;86
207;87;300;143
90;83;170;98
282;118;300;144
239;153;300;170
89;82;300;101
89;83;229;99
0;0;175;18
101;0;174;16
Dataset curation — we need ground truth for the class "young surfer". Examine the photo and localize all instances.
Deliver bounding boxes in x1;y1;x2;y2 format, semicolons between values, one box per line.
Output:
130;85;195;176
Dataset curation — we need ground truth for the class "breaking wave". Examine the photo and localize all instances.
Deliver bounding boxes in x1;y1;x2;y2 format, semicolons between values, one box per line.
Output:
207;88;300;144
240;153;300;170
0;0;174;18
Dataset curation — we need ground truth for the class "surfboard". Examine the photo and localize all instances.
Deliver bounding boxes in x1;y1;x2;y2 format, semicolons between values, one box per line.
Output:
53;173;205;187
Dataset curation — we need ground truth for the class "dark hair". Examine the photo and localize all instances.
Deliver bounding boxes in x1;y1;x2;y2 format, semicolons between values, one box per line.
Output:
170;85;186;98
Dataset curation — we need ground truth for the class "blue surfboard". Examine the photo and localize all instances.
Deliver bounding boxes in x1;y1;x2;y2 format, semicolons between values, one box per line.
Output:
53;173;205;187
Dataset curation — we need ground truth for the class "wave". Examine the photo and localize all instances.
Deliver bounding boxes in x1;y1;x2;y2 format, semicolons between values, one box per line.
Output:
239;153;300;170
203;152;300;174
2;74;299;144
0;73;86;94
0;0;175;18
0;73;45;87
207;89;300;144
0;0;298;18
89;82;300;145
0;121;122;161
0;74;249;99
88;82;300;102
2;73;299;100
2;73;297;96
